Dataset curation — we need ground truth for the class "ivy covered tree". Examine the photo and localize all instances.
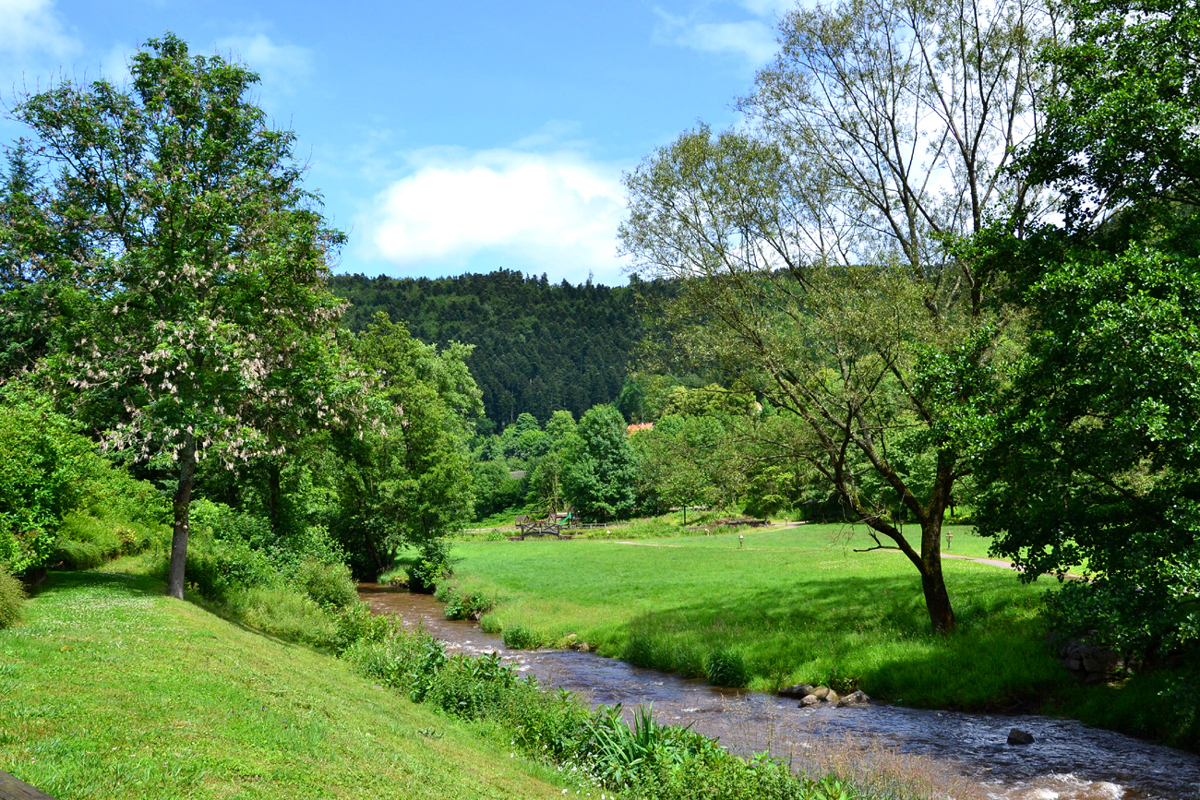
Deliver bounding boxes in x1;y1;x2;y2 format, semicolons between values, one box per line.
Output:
3;34;355;599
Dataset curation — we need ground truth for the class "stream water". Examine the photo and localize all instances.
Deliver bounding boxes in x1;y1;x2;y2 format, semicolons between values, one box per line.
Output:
358;584;1200;800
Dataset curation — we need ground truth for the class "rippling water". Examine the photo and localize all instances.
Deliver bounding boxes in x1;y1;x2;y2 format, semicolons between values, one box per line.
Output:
358;584;1200;800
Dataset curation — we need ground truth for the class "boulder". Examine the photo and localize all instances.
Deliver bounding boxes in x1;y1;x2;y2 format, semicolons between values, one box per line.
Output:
1057;638;1125;684
799;694;821;707
779;683;816;699
810;685;832;700
826;690;840;705
1007;728;1035;745
837;690;870;707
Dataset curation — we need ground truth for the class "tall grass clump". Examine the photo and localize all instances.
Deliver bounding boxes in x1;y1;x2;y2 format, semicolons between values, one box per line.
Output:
145;499;364;649
705;647;750;688
0;566;24;629
342;617;902;800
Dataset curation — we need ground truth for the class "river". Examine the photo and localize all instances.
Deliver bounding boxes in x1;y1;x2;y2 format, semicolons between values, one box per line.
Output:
358;584;1200;800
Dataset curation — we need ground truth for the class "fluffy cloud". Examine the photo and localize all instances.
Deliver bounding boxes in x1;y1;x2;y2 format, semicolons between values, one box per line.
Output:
215;33;313;95
362;149;630;284
0;0;76;61
674;19;777;65
656;0;797;68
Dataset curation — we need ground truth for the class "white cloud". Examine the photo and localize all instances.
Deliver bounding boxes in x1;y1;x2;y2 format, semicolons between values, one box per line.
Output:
215;33;313;95
654;2;783;68
0;0;77;60
738;0;792;17
676;19;778;64
0;0;79;99
361;148;630;284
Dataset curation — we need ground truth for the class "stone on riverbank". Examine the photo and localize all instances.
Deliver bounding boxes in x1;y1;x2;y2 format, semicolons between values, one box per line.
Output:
1007;728;1035;745
779;683;815;699
837;690;870;707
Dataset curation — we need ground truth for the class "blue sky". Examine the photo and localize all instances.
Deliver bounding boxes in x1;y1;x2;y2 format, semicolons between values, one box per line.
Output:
0;0;794;285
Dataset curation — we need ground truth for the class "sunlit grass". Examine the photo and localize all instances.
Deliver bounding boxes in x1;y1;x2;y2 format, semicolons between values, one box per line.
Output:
445;524;1071;708
0;571;581;799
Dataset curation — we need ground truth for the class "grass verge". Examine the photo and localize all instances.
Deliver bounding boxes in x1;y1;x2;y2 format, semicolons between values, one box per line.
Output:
443;524;1066;708
0;570;581;799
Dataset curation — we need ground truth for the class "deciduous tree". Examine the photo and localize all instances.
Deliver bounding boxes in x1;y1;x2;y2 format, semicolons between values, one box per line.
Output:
5;34;354;598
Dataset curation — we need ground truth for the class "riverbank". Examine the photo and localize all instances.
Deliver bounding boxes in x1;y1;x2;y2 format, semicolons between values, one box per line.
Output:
0;571;576;799
439;524;1200;750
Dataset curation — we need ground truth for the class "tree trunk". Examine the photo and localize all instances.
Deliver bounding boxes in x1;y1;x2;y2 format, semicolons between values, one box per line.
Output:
920;517;956;633
167;434;197;600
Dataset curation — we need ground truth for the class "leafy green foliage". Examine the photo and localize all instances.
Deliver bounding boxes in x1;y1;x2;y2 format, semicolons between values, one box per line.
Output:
1023;0;1200;226
333;313;474;577
0;565;24;629
975;0;1200;662
561;404;637;520
0;396;94;573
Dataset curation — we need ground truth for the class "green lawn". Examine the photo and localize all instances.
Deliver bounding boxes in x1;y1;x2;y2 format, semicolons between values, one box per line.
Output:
445;523;1073;709
0;571;578;800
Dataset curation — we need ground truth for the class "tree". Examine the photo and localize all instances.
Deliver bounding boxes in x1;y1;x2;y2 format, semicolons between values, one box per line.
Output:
621;0;1051;632
4;35;354;598
561;404;638;520
334;313;474;578
975;0;1200;659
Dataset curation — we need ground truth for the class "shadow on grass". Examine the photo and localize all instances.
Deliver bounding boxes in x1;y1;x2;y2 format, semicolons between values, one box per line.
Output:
613;570;1070;710
30;569;167;600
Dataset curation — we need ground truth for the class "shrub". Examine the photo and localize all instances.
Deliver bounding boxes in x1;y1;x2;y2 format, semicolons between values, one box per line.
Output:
55;512;166;570
502;622;542;649
407;539;451;594
435;583;496;620
0;566;25;629
295;559;358;609
0;397;93;574
705;647;749;688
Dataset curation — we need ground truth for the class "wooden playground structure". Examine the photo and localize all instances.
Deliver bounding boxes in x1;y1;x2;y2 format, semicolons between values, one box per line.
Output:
511;509;580;540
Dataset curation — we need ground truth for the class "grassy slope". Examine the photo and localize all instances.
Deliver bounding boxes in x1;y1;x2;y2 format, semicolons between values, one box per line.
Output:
446;524;1071;708
0;571;574;800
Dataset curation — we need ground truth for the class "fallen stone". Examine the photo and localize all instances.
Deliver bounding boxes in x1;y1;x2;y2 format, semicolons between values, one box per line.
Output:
1007;728;1034;745
779;683;816;699
800;694;821;707
826;690;840;705
810;685;832;700
837;690;870;707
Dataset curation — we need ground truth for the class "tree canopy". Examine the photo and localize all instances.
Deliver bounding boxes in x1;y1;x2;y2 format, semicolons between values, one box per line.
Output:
3;34;355;598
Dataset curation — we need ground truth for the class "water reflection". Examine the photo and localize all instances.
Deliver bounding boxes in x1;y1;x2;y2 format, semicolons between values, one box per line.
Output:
358;584;1200;800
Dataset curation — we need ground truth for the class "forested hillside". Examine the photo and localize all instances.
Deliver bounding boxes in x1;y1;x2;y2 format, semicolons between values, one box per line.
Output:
332;270;672;427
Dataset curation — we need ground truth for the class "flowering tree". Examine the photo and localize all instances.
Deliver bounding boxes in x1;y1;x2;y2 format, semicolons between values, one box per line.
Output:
7;34;355;598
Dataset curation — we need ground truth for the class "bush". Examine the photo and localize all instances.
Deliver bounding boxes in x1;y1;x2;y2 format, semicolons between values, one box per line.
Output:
502;622;542;649
705;647;749;688
407;539;451;594
55;512;166;570
296;559;358;609
435;583;496;620
0;397;93;574
0;566;25;629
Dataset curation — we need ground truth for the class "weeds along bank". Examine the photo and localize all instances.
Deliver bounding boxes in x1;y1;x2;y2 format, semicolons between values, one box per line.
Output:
0;571;895;800
437;525;1200;750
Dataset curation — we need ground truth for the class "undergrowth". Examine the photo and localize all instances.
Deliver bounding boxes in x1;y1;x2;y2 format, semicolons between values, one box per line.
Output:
342;621;906;800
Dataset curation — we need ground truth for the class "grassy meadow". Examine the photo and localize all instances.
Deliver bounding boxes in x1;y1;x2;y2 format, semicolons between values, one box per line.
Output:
0;571;581;800
444;523;1073;709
